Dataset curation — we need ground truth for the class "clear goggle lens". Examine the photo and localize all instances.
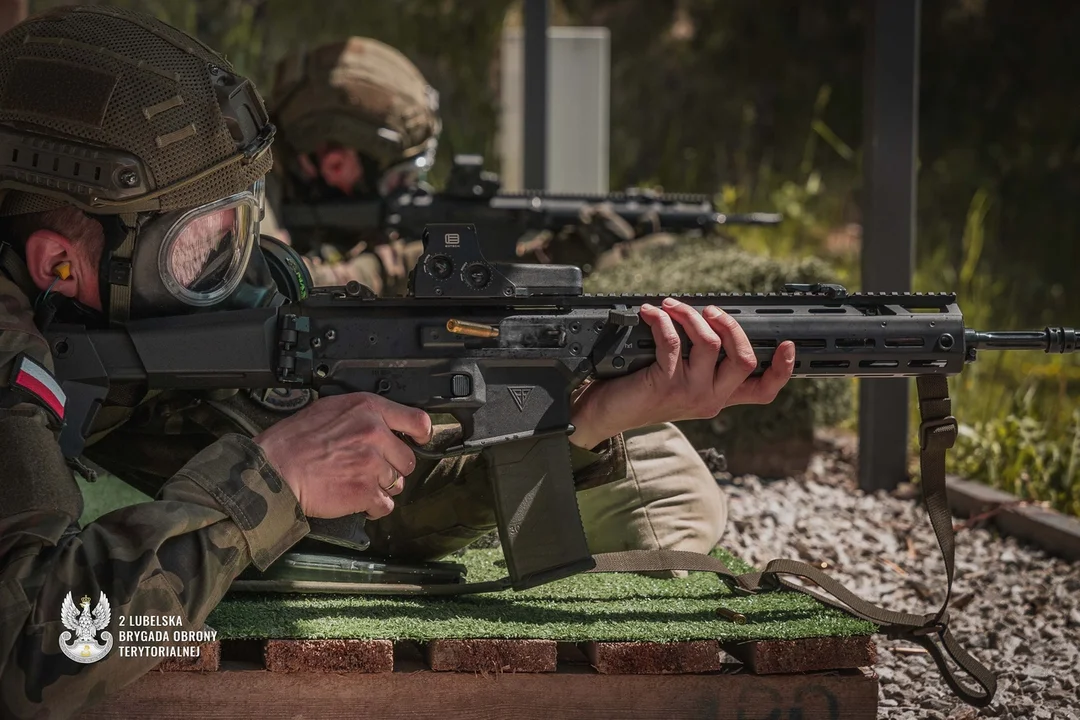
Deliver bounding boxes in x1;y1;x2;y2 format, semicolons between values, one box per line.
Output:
158;179;264;306
377;145;436;197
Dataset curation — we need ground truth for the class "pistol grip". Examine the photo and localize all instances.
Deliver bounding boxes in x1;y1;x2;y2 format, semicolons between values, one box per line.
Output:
306;514;372;553
484;434;596;591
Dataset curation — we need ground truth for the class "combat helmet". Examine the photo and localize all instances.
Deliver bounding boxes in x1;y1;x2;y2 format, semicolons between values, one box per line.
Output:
0;4;274;217
270;37;441;195
0;6;281;325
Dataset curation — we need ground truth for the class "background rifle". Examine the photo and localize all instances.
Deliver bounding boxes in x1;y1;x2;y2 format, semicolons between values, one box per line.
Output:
279;154;783;261
45;224;1073;708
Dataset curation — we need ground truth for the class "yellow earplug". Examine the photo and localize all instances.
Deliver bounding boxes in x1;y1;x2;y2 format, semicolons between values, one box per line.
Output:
54;262;71;281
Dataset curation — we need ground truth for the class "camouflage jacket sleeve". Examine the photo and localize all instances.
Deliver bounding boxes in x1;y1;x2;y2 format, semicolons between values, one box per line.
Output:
0;281;308;719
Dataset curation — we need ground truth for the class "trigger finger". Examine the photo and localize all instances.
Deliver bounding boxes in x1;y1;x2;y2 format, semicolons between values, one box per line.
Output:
383;470;405;497
365;491;395;521
382;429;419;479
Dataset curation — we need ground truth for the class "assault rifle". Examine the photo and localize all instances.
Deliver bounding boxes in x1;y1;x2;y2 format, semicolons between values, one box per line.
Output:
279;154;782;261
46;224;1076;708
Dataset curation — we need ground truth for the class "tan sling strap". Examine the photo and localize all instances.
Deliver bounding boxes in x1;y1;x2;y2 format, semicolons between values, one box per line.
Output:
587;374;996;707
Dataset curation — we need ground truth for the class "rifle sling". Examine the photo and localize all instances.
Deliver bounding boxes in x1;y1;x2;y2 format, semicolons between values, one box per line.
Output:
595;375;993;707
403;374;996;707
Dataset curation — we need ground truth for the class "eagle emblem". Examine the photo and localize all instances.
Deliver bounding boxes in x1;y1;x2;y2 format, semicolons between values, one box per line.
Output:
59;591;113;664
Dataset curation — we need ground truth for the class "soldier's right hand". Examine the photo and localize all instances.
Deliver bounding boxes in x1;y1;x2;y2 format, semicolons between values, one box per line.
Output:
253;393;433;520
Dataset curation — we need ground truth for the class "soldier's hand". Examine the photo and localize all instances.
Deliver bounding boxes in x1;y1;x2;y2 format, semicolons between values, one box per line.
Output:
516;203;637;271
253;393;433;520
569;298;796;449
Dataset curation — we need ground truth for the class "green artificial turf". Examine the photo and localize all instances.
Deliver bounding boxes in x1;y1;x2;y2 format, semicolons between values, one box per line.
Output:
79;473;877;644
77;472;151;526
206;547;876;643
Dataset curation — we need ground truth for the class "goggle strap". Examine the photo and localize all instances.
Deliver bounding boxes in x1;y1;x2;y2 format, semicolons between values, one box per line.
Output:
107;213;139;326
0;241;40;301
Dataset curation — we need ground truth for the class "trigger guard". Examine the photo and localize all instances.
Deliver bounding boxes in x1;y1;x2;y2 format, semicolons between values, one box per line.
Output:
395;432;475;460
395;424;578;460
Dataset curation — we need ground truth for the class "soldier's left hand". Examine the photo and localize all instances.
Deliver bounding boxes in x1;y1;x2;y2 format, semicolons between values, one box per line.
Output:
569;297;796;449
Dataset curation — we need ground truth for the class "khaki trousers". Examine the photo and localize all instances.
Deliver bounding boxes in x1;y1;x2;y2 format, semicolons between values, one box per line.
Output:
577;423;726;576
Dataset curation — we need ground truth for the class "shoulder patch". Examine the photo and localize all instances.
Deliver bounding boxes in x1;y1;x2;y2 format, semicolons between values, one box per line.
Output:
249;387;314;413
9;353;66;423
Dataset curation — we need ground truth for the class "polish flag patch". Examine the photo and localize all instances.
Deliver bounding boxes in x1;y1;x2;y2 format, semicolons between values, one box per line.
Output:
11;354;66;422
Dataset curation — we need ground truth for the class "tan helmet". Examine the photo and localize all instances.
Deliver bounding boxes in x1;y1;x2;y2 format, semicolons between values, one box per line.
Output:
269;37;441;176
0;5;274;217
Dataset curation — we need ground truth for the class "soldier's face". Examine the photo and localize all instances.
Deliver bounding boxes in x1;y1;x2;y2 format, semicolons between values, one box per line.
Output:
297;146;364;195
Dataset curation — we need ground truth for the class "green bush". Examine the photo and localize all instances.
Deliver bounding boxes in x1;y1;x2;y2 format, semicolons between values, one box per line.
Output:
949;406;1080;517
584;236;853;477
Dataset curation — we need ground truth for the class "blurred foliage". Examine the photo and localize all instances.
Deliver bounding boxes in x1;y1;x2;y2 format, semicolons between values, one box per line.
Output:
913;188;1080;512
952;408;1080;516
562;0;1078;328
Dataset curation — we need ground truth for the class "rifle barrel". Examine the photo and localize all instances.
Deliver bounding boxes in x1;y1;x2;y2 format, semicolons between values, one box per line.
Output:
965;327;1078;353
712;212;784;226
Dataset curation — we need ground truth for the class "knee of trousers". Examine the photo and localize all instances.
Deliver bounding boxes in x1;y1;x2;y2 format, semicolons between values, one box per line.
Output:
575;422;726;576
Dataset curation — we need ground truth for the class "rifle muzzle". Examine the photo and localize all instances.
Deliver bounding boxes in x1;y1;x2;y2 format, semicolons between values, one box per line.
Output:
965;327;1078;353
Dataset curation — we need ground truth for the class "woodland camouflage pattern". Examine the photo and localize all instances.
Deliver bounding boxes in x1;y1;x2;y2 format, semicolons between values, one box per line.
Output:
0;279;310;719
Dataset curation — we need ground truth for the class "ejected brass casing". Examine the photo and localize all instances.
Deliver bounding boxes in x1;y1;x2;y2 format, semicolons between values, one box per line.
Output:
447;319;500;338
715;606;747;624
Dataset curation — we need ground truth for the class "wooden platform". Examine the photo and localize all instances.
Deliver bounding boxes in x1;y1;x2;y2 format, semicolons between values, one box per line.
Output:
81;665;878;720
79;638;879;720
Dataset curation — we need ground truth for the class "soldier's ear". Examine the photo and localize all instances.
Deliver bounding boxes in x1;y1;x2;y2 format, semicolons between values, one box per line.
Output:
25;229;80;298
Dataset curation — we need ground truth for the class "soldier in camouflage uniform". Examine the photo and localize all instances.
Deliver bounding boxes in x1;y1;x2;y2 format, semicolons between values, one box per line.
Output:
260;36;435;296
263;38;739;565
0;10;795;718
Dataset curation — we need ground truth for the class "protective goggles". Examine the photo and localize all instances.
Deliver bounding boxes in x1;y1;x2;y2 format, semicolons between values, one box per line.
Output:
376;142;437;198
155;178;265;308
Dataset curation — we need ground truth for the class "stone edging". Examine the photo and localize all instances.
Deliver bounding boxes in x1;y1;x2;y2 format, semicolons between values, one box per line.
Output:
946;475;1080;561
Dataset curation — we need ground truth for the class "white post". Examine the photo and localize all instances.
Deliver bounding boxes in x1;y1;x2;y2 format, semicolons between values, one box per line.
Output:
500;26;610;194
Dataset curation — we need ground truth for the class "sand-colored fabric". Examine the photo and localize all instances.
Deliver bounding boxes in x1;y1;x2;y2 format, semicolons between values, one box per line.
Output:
577;422;725;577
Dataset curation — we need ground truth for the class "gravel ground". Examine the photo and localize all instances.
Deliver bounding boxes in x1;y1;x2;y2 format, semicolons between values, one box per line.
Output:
717;431;1080;720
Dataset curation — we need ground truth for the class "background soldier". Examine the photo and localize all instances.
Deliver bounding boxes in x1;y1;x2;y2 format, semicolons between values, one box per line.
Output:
261;36;436;295
263;36;737;573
